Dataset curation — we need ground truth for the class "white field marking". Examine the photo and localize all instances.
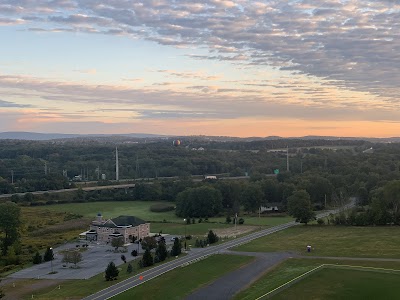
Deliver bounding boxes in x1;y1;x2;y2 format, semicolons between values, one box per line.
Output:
324;263;400;273
254;263;400;300
254;264;325;300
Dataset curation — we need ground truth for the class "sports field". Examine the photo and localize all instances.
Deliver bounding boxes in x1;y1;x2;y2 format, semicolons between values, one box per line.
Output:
234;258;400;300
271;267;400;300
233;225;400;258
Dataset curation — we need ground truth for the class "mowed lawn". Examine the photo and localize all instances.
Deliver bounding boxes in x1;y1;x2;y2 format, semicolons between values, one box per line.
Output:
39;201;293;236
233;225;400;258
42;201;181;222
235;258;400;300
112;254;254;300
271;268;400;300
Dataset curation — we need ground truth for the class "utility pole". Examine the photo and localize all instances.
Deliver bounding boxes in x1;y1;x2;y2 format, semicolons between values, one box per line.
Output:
116;147;119;181
11;170;14;184
286;146;289;172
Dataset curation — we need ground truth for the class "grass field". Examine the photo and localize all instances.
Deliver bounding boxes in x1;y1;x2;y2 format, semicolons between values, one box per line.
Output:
112;254;254;300
271;268;400;300
234;258;400;300
233;225;400;258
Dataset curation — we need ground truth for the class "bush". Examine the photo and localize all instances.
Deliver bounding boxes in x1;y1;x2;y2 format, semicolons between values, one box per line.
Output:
127;263;133;273
131;249;138;257
238;218;245;225
317;218;325;225
32;251;42;264
150;203;175;212
226;216;232;224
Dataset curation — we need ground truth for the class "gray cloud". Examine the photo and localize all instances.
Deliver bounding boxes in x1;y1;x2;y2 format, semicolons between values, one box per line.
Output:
0;99;32;108
1;0;400;118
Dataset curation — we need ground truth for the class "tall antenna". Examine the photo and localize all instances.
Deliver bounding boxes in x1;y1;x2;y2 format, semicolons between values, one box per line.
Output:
116;147;119;181
286;146;289;172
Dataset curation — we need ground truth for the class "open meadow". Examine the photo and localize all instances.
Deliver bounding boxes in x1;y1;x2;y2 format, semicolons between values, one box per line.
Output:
234;258;400;300
233;225;400;258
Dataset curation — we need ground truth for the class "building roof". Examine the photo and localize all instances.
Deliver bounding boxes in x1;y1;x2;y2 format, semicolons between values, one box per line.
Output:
111;215;147;227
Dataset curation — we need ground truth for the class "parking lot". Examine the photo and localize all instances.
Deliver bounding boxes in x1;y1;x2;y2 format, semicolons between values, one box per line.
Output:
10;235;176;280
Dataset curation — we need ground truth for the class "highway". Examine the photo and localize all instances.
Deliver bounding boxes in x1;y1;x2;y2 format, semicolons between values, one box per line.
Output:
0;184;136;199
84;203;353;300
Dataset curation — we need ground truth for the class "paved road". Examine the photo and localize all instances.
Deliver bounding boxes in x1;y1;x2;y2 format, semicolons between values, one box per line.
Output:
0;184;136;199
84;204;353;300
186;252;292;300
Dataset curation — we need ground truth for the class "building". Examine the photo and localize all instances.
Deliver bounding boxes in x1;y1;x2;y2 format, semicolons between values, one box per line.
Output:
79;213;150;244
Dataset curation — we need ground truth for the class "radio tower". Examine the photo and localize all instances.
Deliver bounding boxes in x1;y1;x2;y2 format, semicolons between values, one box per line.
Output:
115;147;119;181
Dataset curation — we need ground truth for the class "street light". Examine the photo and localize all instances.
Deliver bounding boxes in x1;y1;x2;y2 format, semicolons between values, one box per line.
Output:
183;219;187;250
50;247;54;273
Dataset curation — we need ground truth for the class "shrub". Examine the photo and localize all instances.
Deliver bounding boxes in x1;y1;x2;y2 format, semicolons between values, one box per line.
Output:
127;263;133;273
207;230;219;244
131;249;138;257
238;218;245;225
32;251;42;264
317;218;325;225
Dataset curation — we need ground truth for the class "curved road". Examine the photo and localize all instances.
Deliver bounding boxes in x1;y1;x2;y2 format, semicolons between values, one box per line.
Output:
84;204;353;300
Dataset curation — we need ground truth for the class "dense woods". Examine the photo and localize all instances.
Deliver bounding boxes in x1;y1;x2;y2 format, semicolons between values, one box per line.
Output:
0;138;400;221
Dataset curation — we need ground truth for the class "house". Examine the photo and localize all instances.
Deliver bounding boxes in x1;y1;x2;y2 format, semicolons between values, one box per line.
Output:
204;175;217;180
260;203;281;213
79;213;150;244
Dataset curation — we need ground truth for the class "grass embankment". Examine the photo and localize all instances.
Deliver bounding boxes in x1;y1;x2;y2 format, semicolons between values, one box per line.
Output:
21;254;187;300
235;258;400;300
233;225;400;258
112;254;254;300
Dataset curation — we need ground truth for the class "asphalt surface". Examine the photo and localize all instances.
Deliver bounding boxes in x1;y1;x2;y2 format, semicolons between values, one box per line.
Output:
0;184;136;199
186;252;293;300
83;203;354;300
9;242;146;280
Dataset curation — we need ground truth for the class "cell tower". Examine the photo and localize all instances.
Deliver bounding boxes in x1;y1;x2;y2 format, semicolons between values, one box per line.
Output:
115;147;119;181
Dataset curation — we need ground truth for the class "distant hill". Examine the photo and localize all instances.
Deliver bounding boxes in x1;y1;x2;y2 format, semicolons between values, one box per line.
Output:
0;132;399;143
0;132;167;141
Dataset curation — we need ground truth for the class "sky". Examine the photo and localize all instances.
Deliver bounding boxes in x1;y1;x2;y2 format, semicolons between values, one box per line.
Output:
1;0;400;138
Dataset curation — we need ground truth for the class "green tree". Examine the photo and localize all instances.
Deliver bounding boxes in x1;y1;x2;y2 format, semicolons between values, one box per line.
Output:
142;249;153;267
207;230;219;244
383;180;400;224
32;251;42;264
111;237;124;250
6;246;18;265
171;238;182;256
155;241;168;262
240;182;264;213
105;262;119;281
287;190;316;224
127;263;133;273
0;202;21;255
176;186;223;217
43;247;54;262
62;250;82;267
141;236;157;251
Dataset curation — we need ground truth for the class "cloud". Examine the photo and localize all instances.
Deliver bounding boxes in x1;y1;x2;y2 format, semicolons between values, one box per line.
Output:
0;99;32;108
